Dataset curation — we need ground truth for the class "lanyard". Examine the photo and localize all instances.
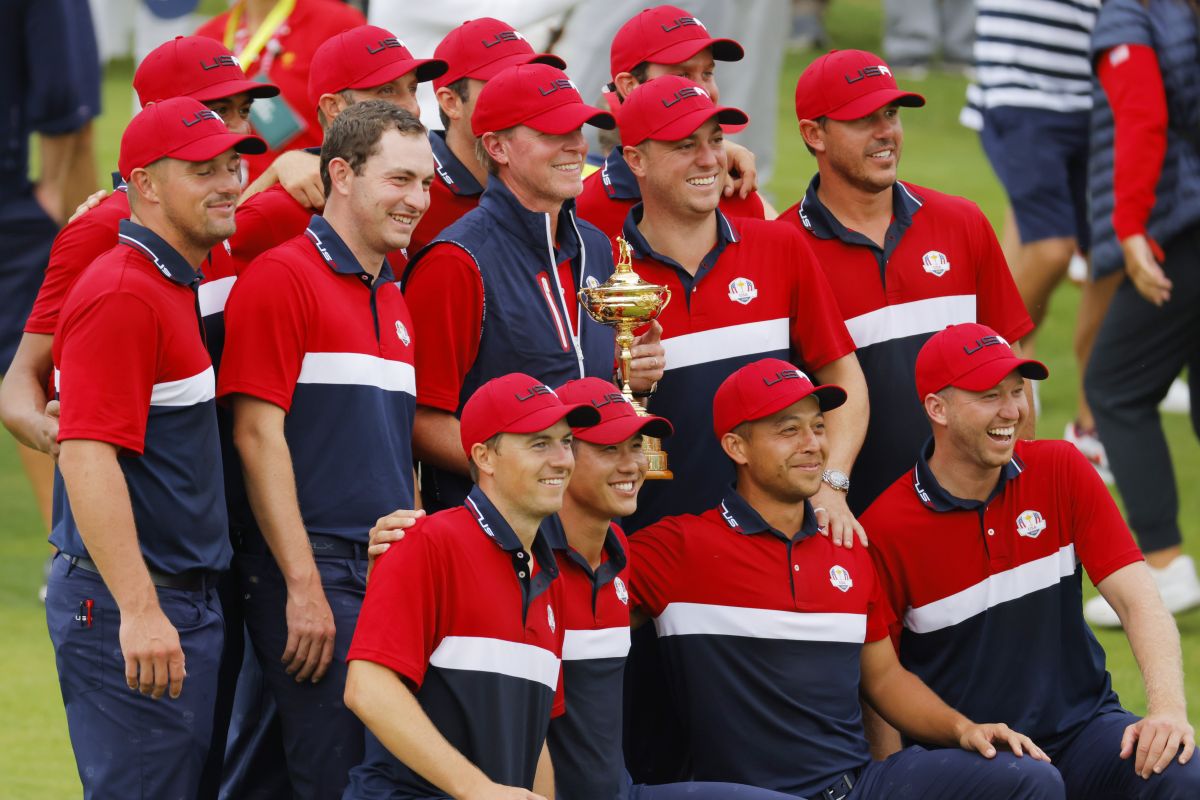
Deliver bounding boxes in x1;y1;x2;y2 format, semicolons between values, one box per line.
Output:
224;0;296;67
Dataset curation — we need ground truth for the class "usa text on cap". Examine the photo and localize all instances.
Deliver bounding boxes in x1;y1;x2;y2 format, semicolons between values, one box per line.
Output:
433;18;566;91
119;96;267;177
915;323;1048;400
308;25;448;108
556;377;673;444
617;75;747;148
134;36;280;106
794;49;925;122
460;373;602;457
610;5;743;79
712;357;847;439
471;63;614;137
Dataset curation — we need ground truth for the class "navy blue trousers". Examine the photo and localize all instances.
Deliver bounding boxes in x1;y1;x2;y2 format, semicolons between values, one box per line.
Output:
45;554;224;799
852;747;1065;800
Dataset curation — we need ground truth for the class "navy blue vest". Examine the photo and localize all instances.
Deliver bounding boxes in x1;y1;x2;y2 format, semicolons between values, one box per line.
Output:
1088;0;1200;277
404;178;616;509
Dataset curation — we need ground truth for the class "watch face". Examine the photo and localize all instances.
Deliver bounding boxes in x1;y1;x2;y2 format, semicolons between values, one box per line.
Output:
824;470;850;490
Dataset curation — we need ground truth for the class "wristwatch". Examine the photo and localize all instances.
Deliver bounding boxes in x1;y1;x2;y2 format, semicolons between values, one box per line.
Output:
821;469;850;493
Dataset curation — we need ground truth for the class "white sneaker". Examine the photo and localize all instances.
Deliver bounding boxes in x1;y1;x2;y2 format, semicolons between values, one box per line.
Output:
1067;251;1088;284
1160;377;1190;415
1064;422;1114;485
1085;554;1200;628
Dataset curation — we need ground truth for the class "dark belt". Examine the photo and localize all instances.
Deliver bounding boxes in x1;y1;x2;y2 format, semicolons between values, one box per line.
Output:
67;555;212;592
231;526;366;561
820;769;859;800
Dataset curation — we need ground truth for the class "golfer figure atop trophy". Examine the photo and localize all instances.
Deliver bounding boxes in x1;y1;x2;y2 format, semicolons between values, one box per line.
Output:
579;236;673;479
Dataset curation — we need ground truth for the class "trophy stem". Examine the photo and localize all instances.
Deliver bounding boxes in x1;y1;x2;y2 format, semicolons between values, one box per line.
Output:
616;321;636;402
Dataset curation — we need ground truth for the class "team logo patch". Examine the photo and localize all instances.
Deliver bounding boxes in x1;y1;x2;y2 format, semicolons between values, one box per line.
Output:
727;277;758;305
547;604;556;633
395;320;411;346
614;577;629;605
1016;509;1047;539
922;250;951;277
829;565;853;592
585;275;600;288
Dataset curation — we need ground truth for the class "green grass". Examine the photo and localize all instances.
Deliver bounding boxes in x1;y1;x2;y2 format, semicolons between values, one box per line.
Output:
2;3;1196;795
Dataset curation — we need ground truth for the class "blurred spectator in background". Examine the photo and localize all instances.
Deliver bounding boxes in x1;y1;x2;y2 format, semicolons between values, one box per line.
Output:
1082;0;1200;627
883;0;974;75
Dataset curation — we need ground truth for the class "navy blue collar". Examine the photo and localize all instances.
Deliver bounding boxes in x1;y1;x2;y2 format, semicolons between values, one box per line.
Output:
304;214;394;283
111;171;127;192
543;514;627;589
478;176;584;263
599;148;641;201
794;174;923;246
911;438;1025;512
465;485;560;578
117;219;202;286
429;130;484;197
622;204;739;290
717;487;819;543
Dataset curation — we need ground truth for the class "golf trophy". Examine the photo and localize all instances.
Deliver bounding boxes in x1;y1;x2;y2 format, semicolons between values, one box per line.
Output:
579;236;673;479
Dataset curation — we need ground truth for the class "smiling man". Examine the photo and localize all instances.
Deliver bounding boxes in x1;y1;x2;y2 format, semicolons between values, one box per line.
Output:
217;101;433;798
860;323;1199;799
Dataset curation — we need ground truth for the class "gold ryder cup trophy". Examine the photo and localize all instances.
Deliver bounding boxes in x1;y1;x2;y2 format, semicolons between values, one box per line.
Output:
579;237;673;479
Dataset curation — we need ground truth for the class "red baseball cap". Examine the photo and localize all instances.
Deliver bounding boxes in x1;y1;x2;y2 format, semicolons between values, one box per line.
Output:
794;49;925;121
432;18;566;91
618;75;747;147
460;373;602;457
308;25;448;107
712;358;847;439
610;5;743;79
915;323;1048;400
555;378;673;444
119;96;267;177
472;64;615;137
134;36;280;106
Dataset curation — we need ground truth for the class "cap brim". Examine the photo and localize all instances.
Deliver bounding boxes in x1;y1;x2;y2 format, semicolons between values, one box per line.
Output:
951;358;1049;393
825;88;925;121
642;37;744;69
574;413;673;445
526;103;616;134
639;106;748;144
171;131;268;163
348;58;450;92
189;78;281;103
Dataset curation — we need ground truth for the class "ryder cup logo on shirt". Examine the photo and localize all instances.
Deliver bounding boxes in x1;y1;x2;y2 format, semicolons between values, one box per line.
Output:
547;604;556;633
613;577;629;605
395;320;411;346
727;277;758;305
1016;509;1047;539
922;251;950;277
829;565;853;592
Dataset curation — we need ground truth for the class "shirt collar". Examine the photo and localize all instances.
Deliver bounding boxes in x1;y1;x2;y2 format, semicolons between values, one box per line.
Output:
621;203;739;285
478;177;583;263
599;148;641;200
794;173;923;243
911;438;1025;512
543;514;628;588
429;130;484;197
304;214;394;283
465;485;560;578
116;219;202;286
111;171;127;192
717;486;820;543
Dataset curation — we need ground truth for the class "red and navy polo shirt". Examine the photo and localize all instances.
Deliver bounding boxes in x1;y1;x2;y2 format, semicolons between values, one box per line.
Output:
218;214;416;542
51;219;231;574
345;486;564;799
778;177;1033;514
622;207;855;532
628;490;892;797
861;438;1141;755
576;147;765;238
406;130;484;256
544;517;633;800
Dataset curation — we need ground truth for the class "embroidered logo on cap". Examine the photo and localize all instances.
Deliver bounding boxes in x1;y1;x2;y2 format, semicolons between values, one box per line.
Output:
728;277;758;305
395;320;411;346
1016;509;1047;539
845;64;893;83
366;37;409;55
922;250;950;277
829;565;853;592
614;576;629;605
481;30;526;48
661;16;707;33
662;85;711;107
201;54;242;71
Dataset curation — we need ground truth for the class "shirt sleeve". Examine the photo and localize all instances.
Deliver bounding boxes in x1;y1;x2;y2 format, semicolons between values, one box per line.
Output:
1098;44;1168;243
227;197;288;276
347;525;442;688
217;254;309;411
862;518;910;650
863;556;897;644
24;211;118;335
56;291;158;454
1060;444;1143;585
627;520;686;617
971;206;1034;344
402;244;483;412
785;229;857;370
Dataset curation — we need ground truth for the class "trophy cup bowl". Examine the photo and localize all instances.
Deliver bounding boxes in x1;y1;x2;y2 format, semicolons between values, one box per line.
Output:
579;237;673;479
